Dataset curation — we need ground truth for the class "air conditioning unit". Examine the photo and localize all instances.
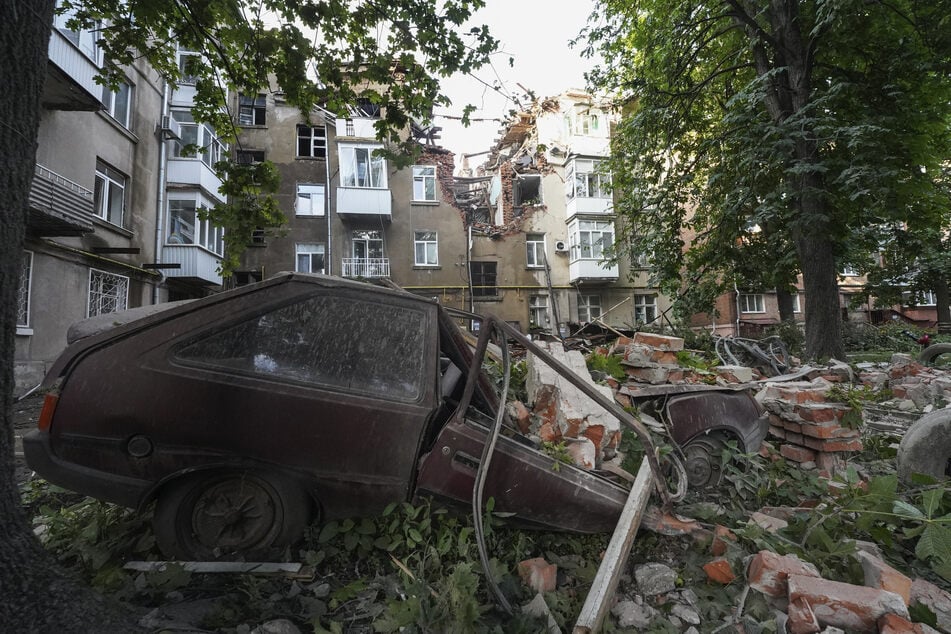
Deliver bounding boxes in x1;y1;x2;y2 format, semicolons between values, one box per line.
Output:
554;240;569;253
158;115;181;141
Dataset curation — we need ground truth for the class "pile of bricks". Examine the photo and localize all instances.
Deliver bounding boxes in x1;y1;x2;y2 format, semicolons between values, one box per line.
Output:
759;378;862;476
859;353;951;413
612;332;754;389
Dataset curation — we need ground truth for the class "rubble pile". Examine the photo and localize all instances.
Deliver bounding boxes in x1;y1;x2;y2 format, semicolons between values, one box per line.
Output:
859;353;951;414
612;332;754;389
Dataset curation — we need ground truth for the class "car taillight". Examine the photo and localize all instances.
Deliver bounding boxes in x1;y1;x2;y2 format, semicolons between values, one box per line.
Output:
38;393;59;432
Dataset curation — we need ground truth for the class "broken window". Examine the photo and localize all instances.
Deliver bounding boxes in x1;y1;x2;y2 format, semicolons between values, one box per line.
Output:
529;295;549;327
579;295;602;322
236;150;265;164
296;183;325;216
470;261;498;298
173;295;428;401
414;231;438;266
514;174;541;207
413;165;437;201
297;125;327;159
740;293;766;314
295;243;325;274
567;159;611;200
238;93;266;126
355;97;381;118
634;294;657;324
526;233;546;268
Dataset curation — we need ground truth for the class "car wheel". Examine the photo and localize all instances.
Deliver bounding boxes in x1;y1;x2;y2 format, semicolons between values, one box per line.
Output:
898;409;951;483
682;433;728;489
918;343;951;367
153;470;311;561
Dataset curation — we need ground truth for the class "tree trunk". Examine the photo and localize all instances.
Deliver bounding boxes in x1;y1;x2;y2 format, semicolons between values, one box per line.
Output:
0;2;135;629
776;288;796;323
934;279;951;333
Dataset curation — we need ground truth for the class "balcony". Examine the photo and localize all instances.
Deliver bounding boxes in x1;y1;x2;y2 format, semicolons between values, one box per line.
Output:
166;159;226;203
27;164;95;236
569;258;619;284
42;29;102;111
162;245;222;286
566;196;613;220
341;258;390;278
335;117;378;139
336;187;392;222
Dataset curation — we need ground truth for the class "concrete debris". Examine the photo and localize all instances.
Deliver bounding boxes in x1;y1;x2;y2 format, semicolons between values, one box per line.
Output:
610;600;658;629
633;562;678;596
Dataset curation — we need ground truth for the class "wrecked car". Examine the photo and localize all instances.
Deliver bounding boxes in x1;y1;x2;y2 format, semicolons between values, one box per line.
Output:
25;273;765;560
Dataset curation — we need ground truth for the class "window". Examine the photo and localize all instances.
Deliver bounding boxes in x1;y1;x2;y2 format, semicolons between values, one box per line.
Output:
238;93;266;126
918;290;937;306
297;125;326;159
167;193;224;255
102;80;132;129
634;294;658;324
412;165;437;201
295;243;325;274
840;265;858;277
579;295;602;322
296;184;325;216
792;293;802;313
340;144;386;188
176;45;201;84
236;150;265;164
355;97;381;118
514;174;541;207
87;269;129;318
740;293;766;314
470;262;498;298
567;159;611;200
526;233;546;268
93;160;126;226
55;4;100;63
171;110;226;168
579;113;599;135
174;295;428;402
572;220;614;259
414;231;438;266
564;114;574;136
17;251;33;330
529;295;549;327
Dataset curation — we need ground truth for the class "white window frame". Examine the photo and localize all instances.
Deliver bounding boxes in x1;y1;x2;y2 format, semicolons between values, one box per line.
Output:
414;231;438;266
567;159;611;200
87;269;129;318
571;219;614;260
526;233;546;268
579;294;602;322
166;192;224;255
412;165;437;201
55;4;101;63
296;183;325;216
529;295;549;327
919;290;937;306
297;125;327;158
634;294;658;324
17;251;33;333
238;93;266;126
740;293;766;314
295;243;325;274
176;44;201;84
94;160;127;226
102;80;133;129
792;293;802;313
840;265;858;277
340;144;386;189
170;110;226;169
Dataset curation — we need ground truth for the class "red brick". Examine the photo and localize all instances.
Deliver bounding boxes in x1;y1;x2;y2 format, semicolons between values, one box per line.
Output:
878;613;924;634
632;332;684;351
750;511;788;533
666;369;685;383
799;420;861;440
641;507;703;536
746;551;821;597
780;444;817;463
511;400;532;434
787;574;908;632
769;425;786;440
711;525;737;557
795;403;848;424
890;385;908;399
649;349;680;365
784;431;805;446
787;596;821;634
532;384;559;426
801;436;863;452
563;417;583;439
517;557;557;593
582;424;605;450
538;420;561;443
815;451;844;476
614;392;632;408
783;419;804;434
565;438;596;469
857;551;911;605
703;558;736;585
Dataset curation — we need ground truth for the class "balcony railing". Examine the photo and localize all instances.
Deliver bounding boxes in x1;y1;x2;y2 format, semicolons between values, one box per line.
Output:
341;258;390;278
27;164;95;236
162;245;223;286
336;187;392;221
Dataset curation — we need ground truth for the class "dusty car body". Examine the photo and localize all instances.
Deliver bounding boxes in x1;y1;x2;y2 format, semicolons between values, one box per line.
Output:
25;273;765;559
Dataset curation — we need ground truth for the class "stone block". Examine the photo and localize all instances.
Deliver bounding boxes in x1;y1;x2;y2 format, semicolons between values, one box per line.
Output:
746;551;821;597
622;343;655;368
634;562;678;595
856;551;911;605
517;557;557;594
625;366;671;384
633;332;684;351
786;574;908;632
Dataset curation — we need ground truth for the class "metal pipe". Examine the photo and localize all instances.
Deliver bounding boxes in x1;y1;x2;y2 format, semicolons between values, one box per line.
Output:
152;81;170;304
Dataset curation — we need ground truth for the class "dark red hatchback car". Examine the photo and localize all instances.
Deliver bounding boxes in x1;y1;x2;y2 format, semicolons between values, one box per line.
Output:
25;273;648;560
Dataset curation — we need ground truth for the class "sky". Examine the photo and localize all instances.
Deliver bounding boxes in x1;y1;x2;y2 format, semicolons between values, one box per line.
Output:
433;0;599;165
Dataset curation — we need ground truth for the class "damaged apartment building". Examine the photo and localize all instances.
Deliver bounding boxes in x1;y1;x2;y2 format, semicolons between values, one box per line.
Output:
453;90;673;335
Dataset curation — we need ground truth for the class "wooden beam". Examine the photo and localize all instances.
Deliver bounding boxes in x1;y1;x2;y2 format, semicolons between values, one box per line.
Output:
572;457;654;634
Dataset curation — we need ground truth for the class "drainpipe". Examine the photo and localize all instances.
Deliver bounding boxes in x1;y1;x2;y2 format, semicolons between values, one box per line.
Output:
466;222;475;314
734;279;741;337
153;81;170;304
324;135;332;275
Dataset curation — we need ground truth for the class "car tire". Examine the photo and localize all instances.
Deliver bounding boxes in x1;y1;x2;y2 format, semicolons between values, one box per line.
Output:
918;343;951;366
898;409;951;483
681;433;728;489
153;470;312;561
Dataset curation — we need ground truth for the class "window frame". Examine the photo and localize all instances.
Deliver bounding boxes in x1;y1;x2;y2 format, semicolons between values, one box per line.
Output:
296;124;327;159
529;295;549;327
571;219;614;260
412;165;437;201
93;160;127;227
166;191;224;255
740;293;766;314
470;261;498;298
17;251;33;332
295;243;326;274
238;93;266;126
579;294;602;322
526;233;546;268
634;294;658;324
792;293;802;314
101;80;133;129
170;110;227;169
87;268;129;318
918;290;937;306
567;159;611;200
295;183;325;217
414;231;438;266
339;144;387;189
